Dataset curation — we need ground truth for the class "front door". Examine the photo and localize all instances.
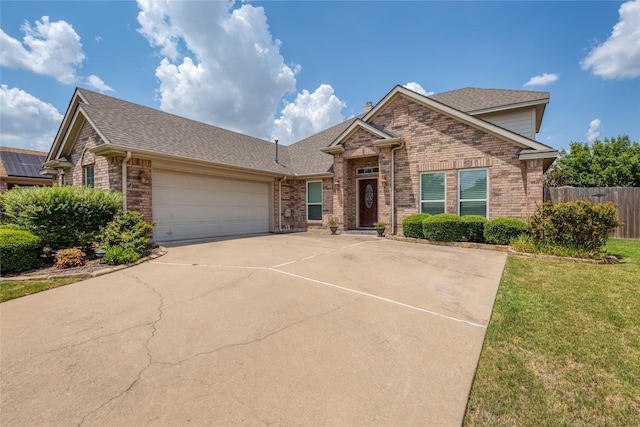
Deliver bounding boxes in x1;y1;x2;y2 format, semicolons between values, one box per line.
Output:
358;178;377;228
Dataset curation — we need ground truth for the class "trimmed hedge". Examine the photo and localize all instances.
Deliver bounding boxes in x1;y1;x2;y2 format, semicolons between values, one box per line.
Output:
1;186;122;250
462;215;488;243
402;213;431;238
484;217;528;245
528;201;622;251
0;227;43;273
423;214;467;242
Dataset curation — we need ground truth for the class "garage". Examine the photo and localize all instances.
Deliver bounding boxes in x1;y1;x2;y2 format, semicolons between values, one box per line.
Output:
152;169;271;242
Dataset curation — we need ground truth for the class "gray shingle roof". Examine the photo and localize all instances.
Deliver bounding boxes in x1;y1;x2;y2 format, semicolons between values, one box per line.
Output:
286;117;361;175
78;89;290;175
428;87;549;113
73;86;551;178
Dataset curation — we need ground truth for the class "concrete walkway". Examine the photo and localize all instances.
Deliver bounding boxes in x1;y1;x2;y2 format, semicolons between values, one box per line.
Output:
1;233;507;426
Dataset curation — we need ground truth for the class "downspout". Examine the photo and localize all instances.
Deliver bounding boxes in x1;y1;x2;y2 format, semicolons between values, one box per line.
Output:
390;141;405;235
278;175;287;232
122;151;132;211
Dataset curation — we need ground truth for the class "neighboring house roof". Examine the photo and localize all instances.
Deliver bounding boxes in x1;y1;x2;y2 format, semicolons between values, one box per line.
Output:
428;87;549;114
0;147;50;178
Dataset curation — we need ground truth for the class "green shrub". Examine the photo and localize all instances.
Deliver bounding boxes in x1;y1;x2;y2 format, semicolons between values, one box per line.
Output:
103;245;140;265
99;211;155;265
462;215;488;243
0;228;43;273
402;213;431;238
54;248;86;269
528;201;622;251
1;186;122;250
423;214;467;242
484;217;528;245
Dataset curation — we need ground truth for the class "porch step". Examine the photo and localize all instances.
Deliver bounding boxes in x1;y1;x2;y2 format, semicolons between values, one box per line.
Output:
342;230;377;235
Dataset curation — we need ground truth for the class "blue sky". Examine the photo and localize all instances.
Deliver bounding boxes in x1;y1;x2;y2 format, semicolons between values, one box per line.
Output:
1;0;639;153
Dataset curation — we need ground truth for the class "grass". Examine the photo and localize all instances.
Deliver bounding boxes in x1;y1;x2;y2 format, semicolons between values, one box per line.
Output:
464;238;640;426
0;278;84;303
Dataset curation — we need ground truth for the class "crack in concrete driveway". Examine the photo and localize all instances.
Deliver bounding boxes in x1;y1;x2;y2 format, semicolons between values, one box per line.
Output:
1;233;506;426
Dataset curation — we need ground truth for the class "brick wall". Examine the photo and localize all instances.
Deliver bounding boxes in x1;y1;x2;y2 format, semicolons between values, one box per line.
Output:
327;93;545;234
125;158;153;222
371;94;543;233
273;177;334;231
60;121;154;222
68;122;110;189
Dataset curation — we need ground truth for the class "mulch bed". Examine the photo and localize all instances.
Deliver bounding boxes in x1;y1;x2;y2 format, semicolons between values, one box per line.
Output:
1;246;166;279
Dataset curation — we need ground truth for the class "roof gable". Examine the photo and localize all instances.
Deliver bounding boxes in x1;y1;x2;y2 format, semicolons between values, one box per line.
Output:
48;88;292;176
363;85;555;153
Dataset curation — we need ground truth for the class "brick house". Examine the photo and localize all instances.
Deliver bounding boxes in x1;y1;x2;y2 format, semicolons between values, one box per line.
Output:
42;85;557;242
1;146;52;193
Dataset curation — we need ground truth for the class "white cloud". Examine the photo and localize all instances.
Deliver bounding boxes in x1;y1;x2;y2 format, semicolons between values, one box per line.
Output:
0;16;85;84
586;118;601;143
0;85;63;151
86;75;114;93
581;0;640;79
403;82;434;96
136;0;344;143
272;84;346;145
523;73;560;87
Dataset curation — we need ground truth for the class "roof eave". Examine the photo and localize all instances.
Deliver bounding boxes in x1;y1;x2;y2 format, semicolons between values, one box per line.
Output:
373;138;404;148
90;144;290;179
320;146;345;154
466;97;549;116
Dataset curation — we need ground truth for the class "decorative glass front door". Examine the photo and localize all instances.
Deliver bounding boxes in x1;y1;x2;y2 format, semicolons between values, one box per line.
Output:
358;178;377;228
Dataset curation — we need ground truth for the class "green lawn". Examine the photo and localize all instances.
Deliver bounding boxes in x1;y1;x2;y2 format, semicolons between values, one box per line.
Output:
464;239;640;426
0;278;84;303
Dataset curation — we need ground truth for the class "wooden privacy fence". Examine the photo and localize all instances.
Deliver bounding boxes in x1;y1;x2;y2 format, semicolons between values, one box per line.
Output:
545;187;640;239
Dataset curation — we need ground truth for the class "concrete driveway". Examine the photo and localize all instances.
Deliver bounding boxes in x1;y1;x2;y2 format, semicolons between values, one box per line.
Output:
1;233;506;426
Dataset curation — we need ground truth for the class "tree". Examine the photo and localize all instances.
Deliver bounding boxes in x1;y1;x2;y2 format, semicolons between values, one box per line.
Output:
545;135;640;187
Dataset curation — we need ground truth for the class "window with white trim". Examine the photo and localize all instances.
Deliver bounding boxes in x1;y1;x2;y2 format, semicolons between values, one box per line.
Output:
420;172;446;215
459;169;488;217
307;181;322;221
84;165;94;188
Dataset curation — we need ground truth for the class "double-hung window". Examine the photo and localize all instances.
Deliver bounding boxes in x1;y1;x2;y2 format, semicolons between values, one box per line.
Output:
84;165;95;188
307;181;322;221
459;169;488;217
420;172;446;215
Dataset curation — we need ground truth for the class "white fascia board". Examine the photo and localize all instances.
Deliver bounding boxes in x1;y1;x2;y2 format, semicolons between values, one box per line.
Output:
373;138;404;148
518;150;558;161
366;85;553;152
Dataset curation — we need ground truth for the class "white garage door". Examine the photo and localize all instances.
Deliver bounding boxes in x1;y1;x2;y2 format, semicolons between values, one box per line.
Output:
152;170;270;242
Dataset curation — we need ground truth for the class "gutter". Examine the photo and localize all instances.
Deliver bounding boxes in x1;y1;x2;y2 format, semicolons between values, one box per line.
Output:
390;141;405;235
122;151;132;211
